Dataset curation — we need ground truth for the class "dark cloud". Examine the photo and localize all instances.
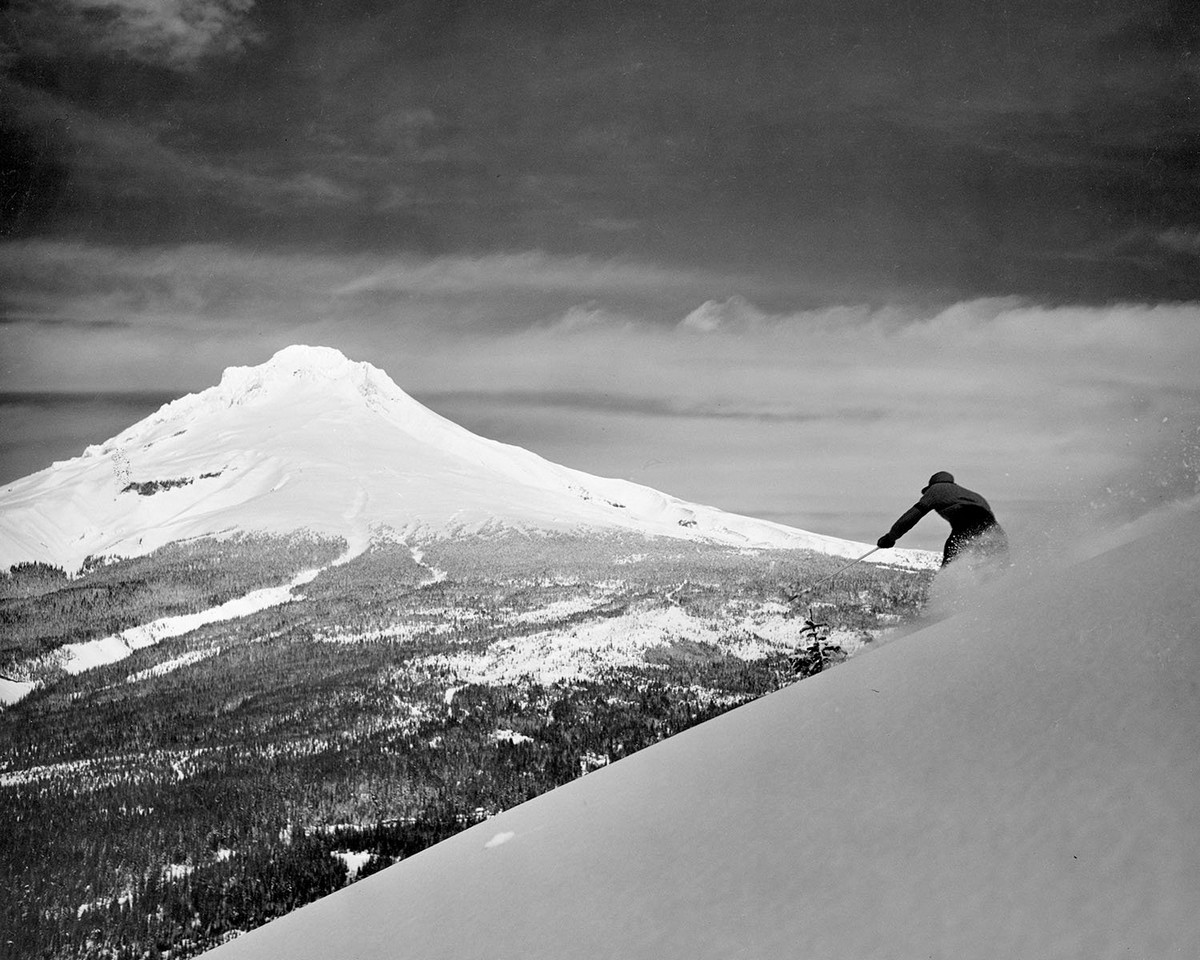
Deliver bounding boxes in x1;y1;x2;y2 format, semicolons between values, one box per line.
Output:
0;111;69;238
419;389;888;424
6;0;261;71
0;314;133;329
1157;229;1200;256
0;389;177;409
1098;0;1200;59
1;79;361;246
2;0;1197;301
0;240;744;342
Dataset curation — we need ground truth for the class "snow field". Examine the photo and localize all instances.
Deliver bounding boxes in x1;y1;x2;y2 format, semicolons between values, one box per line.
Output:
490;729;533;745
0;676;37;706
411;599;827;687
60;566;320;676
331;850;375;881
3;549;353;706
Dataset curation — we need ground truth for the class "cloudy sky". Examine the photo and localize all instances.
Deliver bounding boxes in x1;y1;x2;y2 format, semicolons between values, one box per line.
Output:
2;0;1198;549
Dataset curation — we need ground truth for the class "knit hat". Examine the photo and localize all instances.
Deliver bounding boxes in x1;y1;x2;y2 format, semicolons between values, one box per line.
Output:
923;471;955;491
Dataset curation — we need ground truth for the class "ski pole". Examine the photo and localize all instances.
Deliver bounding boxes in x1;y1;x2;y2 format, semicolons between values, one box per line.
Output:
814;546;880;588
787;546;881;600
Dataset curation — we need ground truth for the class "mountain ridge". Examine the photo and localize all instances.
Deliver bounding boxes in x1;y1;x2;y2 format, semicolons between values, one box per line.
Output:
0;345;934;572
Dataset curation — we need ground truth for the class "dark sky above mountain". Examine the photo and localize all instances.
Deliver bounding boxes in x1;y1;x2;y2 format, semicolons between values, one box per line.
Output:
5;0;1199;300
1;0;1198;546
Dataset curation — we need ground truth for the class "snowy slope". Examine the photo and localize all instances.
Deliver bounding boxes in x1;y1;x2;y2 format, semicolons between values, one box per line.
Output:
0;345;930;572
202;496;1200;960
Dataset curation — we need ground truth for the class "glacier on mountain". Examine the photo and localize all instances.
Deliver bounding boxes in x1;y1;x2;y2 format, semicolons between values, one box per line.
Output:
0;345;932;572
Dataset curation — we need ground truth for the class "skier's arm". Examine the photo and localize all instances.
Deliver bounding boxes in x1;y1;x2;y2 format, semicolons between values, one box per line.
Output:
877;501;931;548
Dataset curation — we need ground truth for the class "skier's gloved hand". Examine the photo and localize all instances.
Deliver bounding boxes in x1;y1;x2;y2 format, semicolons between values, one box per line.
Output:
876;534;896;549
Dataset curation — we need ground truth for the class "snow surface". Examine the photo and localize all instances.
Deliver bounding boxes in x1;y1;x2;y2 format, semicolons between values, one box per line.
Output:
0;677;37;706
332;850;374;881
200;496;1200;960
412;600;826;687
0;564;323;706
0;345;932;572
125;648;219;684
60;566;318;675
1;561;328;705
491;729;533;745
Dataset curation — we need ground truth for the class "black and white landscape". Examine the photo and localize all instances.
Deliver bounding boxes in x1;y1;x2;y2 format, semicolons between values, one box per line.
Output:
4;2;1199;958
2;348;935;958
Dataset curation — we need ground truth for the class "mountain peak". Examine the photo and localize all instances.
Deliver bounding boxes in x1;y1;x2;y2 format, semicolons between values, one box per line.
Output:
244;344;381;386
211;344;404;407
265;343;355;368
94;346;431;453
0;348;933;572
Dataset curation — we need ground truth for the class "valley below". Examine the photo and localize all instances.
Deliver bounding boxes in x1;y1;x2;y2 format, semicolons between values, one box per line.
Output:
1;530;931;959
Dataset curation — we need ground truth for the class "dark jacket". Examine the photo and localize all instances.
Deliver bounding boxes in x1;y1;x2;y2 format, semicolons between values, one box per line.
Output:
883;472;998;544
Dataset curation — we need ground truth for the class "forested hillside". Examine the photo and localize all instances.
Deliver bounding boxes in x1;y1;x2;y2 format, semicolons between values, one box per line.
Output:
1;532;931;959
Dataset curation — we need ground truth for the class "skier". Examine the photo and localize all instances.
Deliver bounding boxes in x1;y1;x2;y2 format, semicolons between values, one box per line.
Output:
877;471;1007;568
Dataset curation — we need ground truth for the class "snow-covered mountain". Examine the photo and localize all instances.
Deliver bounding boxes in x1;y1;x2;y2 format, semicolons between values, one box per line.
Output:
202;494;1200;960
0;345;929;572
